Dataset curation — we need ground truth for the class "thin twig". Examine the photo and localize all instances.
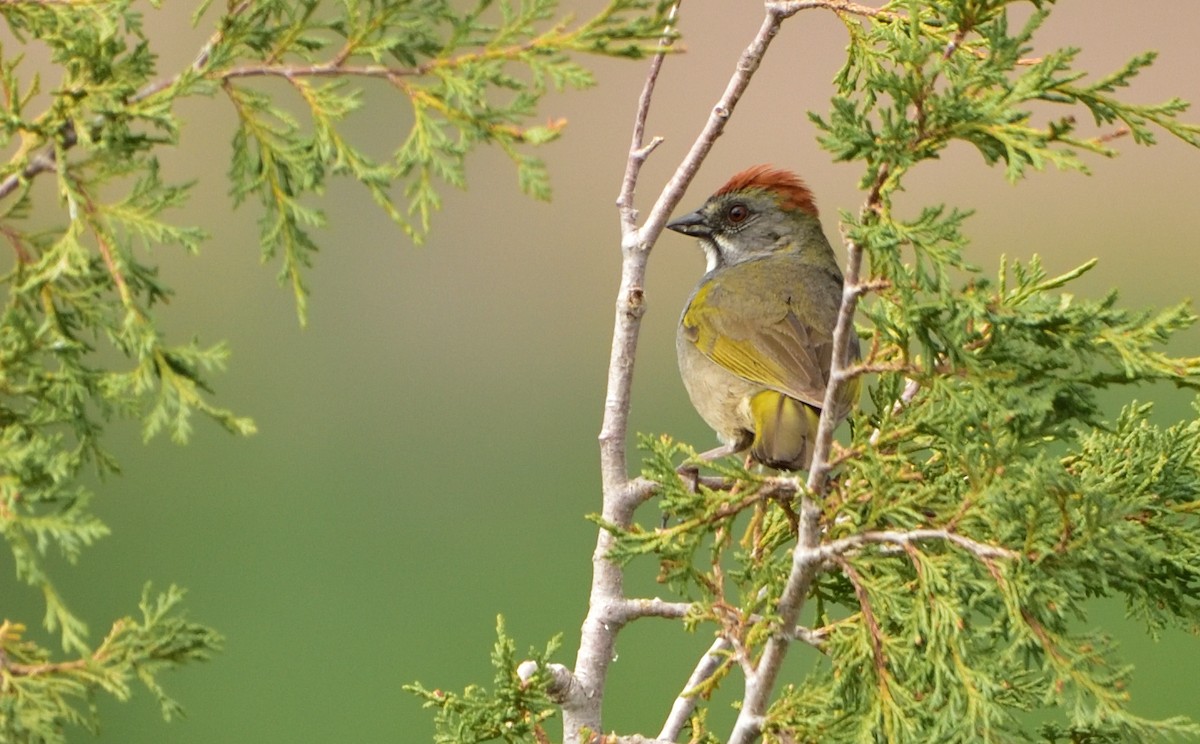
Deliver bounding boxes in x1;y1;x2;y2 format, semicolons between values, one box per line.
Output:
67;176;142;314
133;0;254;102
612;594;829;652
0;149;56;202
215;60;439;83
770;0;892;18
841;361;911;379
616;0;679;232
834;555;887;675
1;617;124;677
0;224;31;262
1093;126;1132;144
793;624;829;649
658;636;732;742
612;597;691;623
0;122;76;202
821;527;1019;562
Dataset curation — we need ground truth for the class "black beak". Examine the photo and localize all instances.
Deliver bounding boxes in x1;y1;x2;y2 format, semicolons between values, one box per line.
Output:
665;209;712;238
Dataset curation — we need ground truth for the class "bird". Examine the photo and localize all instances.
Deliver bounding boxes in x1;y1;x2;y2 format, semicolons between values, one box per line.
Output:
667;165;861;471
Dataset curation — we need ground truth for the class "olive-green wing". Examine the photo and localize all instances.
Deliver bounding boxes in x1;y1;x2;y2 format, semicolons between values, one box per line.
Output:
681;261;852;410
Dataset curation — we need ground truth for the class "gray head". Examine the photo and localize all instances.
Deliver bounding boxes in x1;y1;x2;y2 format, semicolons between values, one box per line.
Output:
666;165;830;272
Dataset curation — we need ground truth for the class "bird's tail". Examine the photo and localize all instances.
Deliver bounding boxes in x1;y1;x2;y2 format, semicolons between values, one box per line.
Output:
748;390;821;471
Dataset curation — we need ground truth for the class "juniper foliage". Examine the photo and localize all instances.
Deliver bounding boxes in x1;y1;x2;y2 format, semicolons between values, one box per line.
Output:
406;617;562;744
0;0;672;739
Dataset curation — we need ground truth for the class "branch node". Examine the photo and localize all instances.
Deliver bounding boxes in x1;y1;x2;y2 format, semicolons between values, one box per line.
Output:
624;286;646;319
633;136;665;161
519;661;580;705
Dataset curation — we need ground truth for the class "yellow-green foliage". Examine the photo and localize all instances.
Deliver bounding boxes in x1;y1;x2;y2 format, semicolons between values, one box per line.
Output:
0;0;673;740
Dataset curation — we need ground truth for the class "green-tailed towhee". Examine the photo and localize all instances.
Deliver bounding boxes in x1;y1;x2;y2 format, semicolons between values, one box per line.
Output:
667;165;861;471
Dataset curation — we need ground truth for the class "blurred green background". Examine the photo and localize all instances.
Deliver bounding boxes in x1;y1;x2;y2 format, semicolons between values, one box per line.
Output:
4;2;1200;741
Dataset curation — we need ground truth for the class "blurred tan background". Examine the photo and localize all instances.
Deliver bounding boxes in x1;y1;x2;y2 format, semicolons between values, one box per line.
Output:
4;2;1199;741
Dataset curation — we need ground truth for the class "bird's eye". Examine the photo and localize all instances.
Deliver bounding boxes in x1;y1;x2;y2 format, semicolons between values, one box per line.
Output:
727;204;750;223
